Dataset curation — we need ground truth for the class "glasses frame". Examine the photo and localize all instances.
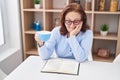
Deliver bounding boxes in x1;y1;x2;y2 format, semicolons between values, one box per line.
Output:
65;20;82;25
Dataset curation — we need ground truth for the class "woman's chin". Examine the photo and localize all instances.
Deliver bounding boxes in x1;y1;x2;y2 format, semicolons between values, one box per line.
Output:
68;29;74;32
68;30;72;33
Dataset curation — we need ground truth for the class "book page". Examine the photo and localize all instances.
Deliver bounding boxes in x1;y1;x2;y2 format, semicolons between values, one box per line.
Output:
59;60;79;75
42;59;62;72
41;58;80;75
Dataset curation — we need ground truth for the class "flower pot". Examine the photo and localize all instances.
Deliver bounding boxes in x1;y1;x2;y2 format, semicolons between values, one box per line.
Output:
34;4;40;9
100;31;108;36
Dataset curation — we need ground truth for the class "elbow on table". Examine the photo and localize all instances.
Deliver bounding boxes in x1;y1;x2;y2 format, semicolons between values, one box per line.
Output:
40;55;50;60
75;56;88;63
38;53;50;60
76;59;87;63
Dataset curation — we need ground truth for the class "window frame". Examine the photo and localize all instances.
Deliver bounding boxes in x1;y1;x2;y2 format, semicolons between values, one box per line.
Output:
0;5;4;46
0;0;10;52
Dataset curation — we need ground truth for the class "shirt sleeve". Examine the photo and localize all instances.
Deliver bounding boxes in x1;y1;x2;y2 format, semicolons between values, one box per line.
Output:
38;27;59;60
67;30;93;62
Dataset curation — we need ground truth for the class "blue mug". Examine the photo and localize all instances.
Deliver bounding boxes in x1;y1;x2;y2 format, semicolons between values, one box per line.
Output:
37;31;51;42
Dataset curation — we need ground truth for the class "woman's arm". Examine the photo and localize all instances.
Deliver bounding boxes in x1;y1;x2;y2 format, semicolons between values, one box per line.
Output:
37;27;59;60
67;30;93;62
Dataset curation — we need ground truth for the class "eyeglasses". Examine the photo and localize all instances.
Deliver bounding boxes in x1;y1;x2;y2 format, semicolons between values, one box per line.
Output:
65;20;81;25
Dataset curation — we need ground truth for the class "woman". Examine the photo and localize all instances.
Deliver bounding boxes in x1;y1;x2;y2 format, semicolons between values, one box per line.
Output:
35;3;93;62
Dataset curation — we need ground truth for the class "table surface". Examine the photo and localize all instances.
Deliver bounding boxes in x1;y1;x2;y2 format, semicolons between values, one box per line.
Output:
4;56;120;80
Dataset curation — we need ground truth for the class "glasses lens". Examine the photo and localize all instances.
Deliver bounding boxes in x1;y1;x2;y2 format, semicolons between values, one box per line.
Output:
73;20;81;25
65;20;72;25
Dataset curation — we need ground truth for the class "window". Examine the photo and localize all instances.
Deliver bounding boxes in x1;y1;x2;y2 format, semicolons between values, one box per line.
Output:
0;0;9;52
0;6;4;46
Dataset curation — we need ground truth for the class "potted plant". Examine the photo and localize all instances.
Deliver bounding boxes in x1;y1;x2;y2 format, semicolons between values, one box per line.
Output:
100;24;109;36
34;0;40;9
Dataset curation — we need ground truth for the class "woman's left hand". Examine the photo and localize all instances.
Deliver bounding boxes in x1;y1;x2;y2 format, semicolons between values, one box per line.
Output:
70;21;83;37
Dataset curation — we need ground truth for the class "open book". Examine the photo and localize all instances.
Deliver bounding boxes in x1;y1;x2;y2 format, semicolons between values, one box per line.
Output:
41;58;80;75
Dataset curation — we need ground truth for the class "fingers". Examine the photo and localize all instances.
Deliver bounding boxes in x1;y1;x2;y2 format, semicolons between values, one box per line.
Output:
80;21;83;28
75;21;83;32
34;33;44;46
34;33;39;42
34;33;41;42
78;21;83;29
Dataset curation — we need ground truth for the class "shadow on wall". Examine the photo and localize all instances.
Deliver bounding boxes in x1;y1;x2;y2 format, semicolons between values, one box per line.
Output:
0;68;7;80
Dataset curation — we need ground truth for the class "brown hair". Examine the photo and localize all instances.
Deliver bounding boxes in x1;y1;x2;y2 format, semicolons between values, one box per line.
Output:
60;3;89;35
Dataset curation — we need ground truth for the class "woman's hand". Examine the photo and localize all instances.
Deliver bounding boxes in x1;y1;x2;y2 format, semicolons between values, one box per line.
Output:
70;22;83;37
34;33;44;46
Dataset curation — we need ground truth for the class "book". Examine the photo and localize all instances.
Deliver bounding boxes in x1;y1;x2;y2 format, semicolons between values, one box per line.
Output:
41;58;80;75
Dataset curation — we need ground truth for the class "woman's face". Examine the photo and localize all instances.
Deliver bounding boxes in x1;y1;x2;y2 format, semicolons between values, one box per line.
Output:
65;11;82;33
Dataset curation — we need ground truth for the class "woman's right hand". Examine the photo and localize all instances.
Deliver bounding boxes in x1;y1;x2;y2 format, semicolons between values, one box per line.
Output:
70;21;83;37
34;33;44;46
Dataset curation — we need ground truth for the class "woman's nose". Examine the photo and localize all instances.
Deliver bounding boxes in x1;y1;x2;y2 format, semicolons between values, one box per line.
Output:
70;23;75;28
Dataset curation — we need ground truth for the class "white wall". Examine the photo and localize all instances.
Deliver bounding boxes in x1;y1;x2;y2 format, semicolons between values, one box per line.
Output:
0;0;23;75
6;0;22;48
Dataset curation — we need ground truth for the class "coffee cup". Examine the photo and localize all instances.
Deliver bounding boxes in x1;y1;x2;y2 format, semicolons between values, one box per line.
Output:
36;31;51;42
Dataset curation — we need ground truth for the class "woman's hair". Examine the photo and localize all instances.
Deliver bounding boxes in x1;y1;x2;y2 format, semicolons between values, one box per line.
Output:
60;3;89;35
